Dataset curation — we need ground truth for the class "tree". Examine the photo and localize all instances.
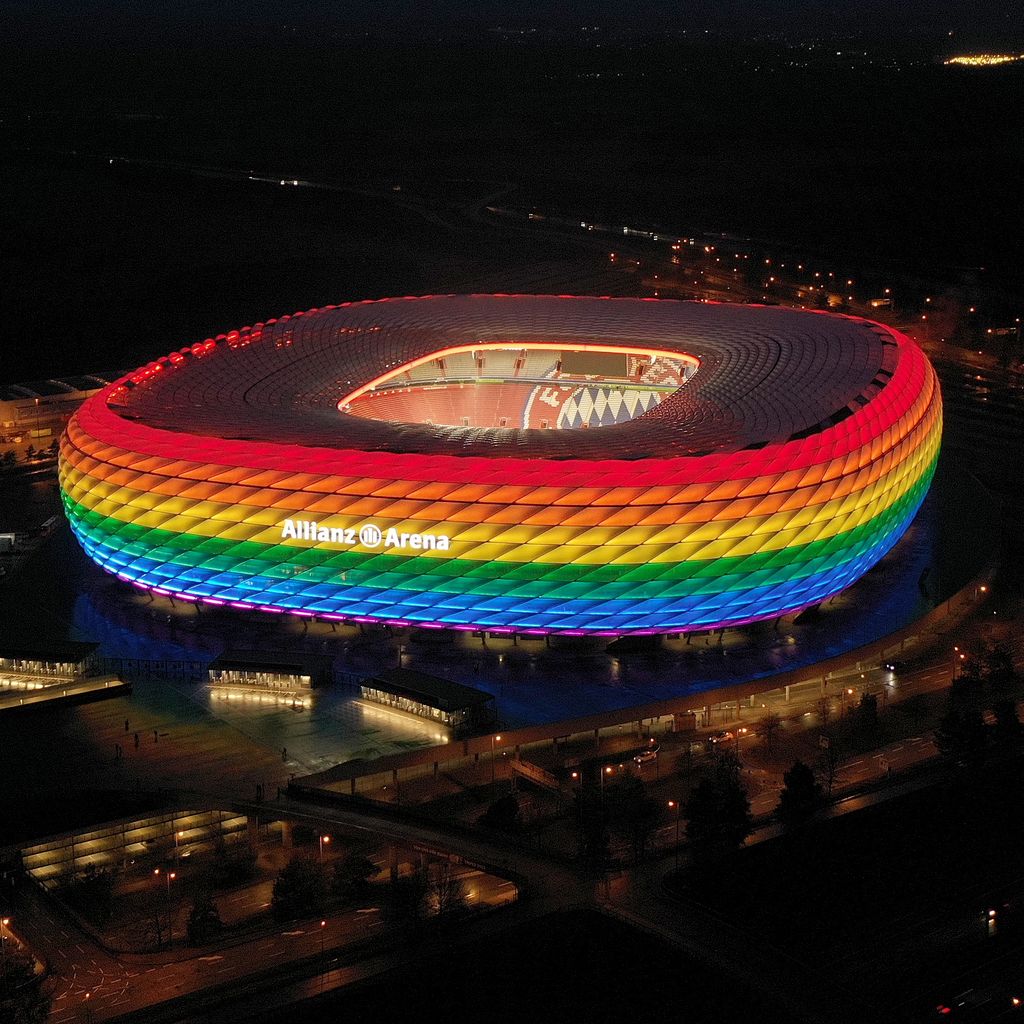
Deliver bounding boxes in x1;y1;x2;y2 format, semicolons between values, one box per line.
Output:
991;699;1022;747
332;852;378;898
756;712;782;754
935;706;987;765
603;771;660;863
898;693;929;731
852;692;879;740
815;695;833;729
0;451;15;469
212;838;256;888
818;737;841;798
271;857;328;921
59;865;114;925
674;740;695;776
23;445;35;463
427;861;468;919
383;867;429;928
949;674;984;712
776;760;823;828
0;947;50;1024
145;887;167;949
684;755;753;861
479;794;522;833
186;889;223;945
982;645;1015;687
573;784;609;872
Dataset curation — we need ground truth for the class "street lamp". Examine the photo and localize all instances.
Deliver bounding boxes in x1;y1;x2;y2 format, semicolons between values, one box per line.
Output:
319;834;330;865
490;734;502;785
1;916;9;996
154;868;176;945
667;801;681;872
319;919;327;992
840;687;854;717
735;727;748;763
174;830;185;868
953;646;966;680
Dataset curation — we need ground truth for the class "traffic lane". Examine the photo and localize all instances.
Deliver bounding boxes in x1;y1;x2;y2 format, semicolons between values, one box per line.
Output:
40;862;518;1022
12;887;132;1022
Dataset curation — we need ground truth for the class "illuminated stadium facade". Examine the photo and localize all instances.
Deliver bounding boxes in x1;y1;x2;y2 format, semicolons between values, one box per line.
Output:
59;295;942;635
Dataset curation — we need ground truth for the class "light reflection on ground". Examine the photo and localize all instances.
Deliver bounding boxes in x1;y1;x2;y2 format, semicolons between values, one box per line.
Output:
0;456;993;770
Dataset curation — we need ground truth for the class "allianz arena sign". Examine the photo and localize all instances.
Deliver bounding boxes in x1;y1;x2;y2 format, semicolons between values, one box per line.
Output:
280;518;452;552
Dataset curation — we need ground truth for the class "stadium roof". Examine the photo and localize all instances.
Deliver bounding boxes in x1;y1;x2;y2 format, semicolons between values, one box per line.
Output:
108;295;898;460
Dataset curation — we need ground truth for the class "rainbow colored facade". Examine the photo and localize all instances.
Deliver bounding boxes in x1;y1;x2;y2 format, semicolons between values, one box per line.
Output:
59;295;941;635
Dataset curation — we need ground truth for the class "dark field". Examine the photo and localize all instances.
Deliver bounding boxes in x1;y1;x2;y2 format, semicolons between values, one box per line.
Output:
3;20;1023;382
252;908;799;1024
676;755;1024;1020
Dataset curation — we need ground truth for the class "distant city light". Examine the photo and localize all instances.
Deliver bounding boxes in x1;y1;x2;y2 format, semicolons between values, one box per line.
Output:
944;54;1024;67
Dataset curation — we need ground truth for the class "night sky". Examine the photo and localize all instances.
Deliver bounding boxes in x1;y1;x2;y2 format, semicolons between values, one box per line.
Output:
3;0;1022;35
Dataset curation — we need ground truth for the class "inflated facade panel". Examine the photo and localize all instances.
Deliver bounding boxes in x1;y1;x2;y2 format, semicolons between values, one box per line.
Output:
59;295;942;635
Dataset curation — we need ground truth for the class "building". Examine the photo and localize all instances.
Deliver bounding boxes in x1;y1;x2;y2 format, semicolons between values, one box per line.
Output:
0;641;125;709
358;667;495;732
0;641;99;681
58;295;942;635
208;650;333;698
0;374;121;446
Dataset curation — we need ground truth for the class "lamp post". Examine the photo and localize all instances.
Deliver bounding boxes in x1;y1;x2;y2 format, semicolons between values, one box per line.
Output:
490;734;502;785
953;646;966;681
174;829;185;869
667;801;681;872
154;868;176;945
1;916;9;996
735;726;748;764
840;687;854;717
319;919;326;992
319;834;330;865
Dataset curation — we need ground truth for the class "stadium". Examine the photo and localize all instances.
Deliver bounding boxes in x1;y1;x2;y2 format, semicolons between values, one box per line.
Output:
58;295;942;635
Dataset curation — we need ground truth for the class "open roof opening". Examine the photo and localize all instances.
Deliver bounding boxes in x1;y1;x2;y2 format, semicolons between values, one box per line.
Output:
339;342;698;430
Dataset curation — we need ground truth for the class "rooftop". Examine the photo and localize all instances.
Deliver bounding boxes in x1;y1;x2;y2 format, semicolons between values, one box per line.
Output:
362;667;495;711
104;295;899;461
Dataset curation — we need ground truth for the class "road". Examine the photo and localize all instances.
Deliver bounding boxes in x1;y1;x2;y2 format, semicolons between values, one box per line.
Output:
15;586;1011;1023
16;773;915;1024
16;832;518;1024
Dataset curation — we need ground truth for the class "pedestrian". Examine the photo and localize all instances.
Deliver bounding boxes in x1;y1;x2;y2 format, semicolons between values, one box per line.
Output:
281;746;287;762
134;732;139;750
154;728;158;743
124;718;129;732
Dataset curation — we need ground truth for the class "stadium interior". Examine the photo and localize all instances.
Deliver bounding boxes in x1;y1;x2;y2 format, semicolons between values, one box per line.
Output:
342;345;697;430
